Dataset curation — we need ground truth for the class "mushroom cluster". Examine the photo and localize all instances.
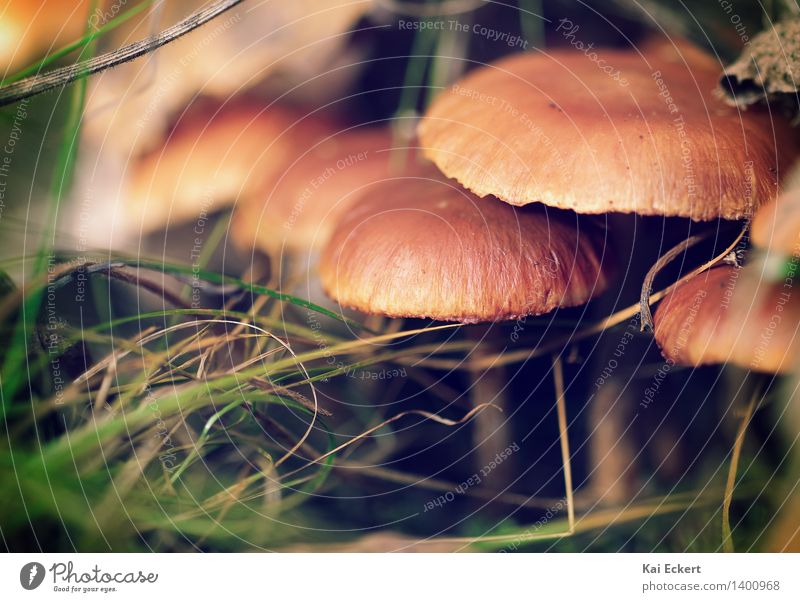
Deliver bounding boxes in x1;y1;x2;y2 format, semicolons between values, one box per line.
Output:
407;40;796;378
132;39;798;377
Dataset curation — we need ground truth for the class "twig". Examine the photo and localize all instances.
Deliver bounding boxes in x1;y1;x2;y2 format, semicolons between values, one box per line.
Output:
0;0;246;106
639;225;748;332
639;233;709;332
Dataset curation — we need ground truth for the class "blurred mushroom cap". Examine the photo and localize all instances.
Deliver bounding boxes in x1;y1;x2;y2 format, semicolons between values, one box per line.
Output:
653;264;800;373
232;124;407;254
751;167;800;257
418;47;797;220
126;99;311;231
319;176;612;323
0;0;88;74
83;0;372;154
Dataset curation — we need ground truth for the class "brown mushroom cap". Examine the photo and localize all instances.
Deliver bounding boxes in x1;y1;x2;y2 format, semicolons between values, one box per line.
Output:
232;125;405;253
653;265;799;373
751;170;800;257
418;48;797;221
319;176;612;323
127;100;313;231
0;1;88;73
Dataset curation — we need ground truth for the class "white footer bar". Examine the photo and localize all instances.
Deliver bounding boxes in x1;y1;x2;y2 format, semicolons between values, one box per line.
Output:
1;553;797;601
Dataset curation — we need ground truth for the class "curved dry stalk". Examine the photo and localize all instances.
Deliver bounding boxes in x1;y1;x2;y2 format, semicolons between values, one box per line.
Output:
722;384;762;553
639;225;747;331
639;232;710;332
0;0;246;105
280;403;500;481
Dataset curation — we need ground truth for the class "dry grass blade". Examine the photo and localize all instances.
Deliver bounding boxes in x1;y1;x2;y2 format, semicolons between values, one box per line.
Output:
639;225;747;331
639;232;710;331
249;377;332;417
397;493;720;548
281;403;501;480
722;384;762;553
226;346;287;374
0;0;247;105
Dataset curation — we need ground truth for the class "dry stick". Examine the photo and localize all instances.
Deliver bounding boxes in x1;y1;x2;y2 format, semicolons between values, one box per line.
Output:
104;266;191;311
639;230;711;332
553;355;576;534
0;0;246;106
639;225;747;332
722;384;761;553
639;232;709;332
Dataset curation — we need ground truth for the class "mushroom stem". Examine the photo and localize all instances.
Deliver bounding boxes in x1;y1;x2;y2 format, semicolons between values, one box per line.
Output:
587;377;636;506
467;334;514;491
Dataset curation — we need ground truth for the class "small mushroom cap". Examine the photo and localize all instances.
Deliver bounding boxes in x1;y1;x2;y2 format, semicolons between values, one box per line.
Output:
319;176;612;323
127;100;310;231
418;48;797;220
0;1;88;72
653;265;800;373
751;169;800;257
232;125;403;253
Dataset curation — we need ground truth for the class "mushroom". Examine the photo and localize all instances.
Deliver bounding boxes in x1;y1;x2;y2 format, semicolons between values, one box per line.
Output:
418;47;797;220
232;124;404;257
653;264;799;374
319;175;612;323
751;166;800;258
82;0;373;154
126;99;311;232
0;0;89;74
320;173;611;494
